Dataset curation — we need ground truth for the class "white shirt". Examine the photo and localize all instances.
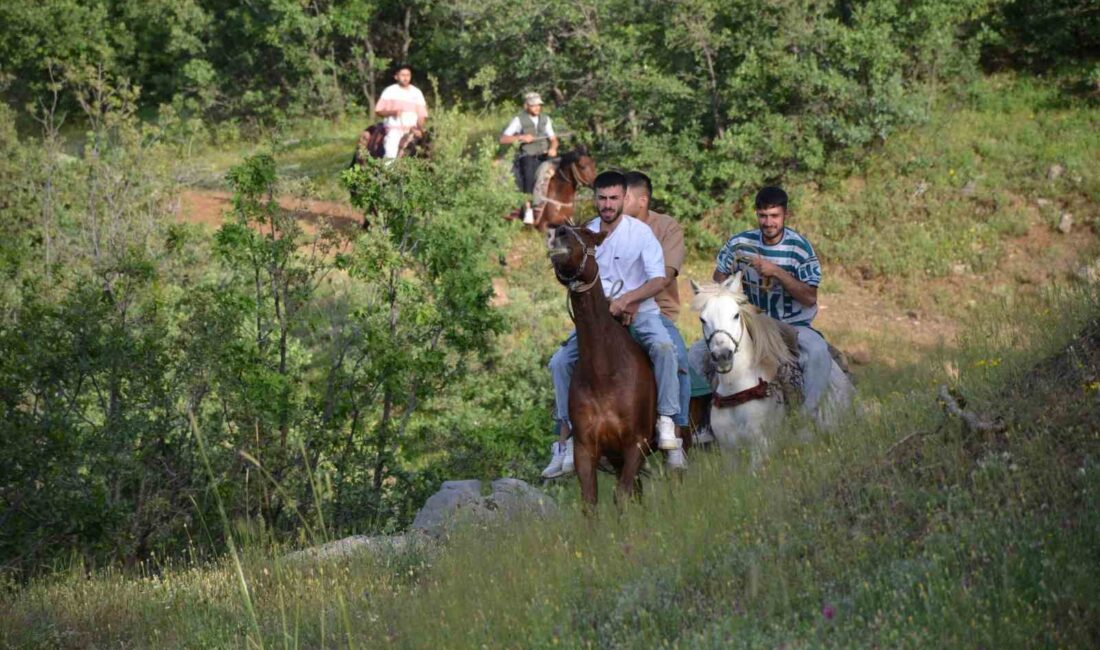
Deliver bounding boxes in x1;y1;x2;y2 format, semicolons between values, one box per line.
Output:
586;215;665;314
502;114;555;137
374;84;428;132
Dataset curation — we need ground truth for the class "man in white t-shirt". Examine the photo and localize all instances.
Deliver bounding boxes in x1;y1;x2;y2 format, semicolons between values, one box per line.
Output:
373;64;428;160
541;171;681;479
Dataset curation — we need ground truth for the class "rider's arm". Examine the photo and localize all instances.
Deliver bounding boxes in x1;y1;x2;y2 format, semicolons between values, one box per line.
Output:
612;230;666;314
500;133;535;145
712;268;729;283
547;135;559;157
499;117;534;146
621;276;666;307
752;257;818;306
610;275;666;318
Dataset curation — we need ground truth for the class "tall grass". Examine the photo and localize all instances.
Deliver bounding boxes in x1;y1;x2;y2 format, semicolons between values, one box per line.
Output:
3;284;1096;648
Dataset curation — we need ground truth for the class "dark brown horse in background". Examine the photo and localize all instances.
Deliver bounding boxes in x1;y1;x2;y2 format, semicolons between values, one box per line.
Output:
529;147;597;231
547;224;656;507
349;123;431;167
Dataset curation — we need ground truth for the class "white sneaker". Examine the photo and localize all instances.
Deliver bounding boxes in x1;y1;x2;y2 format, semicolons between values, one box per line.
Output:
522;206;535;225
693;424;715;445
656;416;678;450
665;439;687;471
540;442;566;479
560;437;575;475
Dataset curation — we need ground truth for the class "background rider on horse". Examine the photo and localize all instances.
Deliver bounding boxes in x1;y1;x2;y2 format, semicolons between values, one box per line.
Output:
711;186;833;419
500;92;559;225
374;64;428;160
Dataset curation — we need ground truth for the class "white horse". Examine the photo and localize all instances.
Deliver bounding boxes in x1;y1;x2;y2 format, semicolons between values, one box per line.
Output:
689;275;854;464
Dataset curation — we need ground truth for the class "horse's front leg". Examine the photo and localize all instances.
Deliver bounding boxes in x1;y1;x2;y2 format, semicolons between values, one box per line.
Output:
748;432;771;471
614;440;646;508
574;438;599;511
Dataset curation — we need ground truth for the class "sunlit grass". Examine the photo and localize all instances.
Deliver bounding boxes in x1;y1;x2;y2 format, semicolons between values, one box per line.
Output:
4;283;1096;648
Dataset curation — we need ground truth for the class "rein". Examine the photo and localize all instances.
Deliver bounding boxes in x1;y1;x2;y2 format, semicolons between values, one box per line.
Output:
730;244;774;293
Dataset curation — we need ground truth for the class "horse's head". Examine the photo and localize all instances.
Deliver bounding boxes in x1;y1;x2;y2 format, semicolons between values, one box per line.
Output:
572;150;597;187
558;147;597;187
691;274;749;374
547;225;605;287
398;128;431;159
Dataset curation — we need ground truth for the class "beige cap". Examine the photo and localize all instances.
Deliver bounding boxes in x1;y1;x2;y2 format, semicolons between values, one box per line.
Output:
524;92;543;106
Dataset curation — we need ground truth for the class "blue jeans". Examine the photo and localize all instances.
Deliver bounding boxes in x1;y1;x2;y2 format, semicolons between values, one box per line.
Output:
549;311;680;429
795;326;832;414
660;315;691;427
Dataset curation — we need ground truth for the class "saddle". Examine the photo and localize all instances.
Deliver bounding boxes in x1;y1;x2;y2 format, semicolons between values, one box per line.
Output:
531;159;559;207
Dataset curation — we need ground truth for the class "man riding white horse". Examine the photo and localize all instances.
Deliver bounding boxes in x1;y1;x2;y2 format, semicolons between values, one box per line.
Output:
541;171;682;478
710;186;833;422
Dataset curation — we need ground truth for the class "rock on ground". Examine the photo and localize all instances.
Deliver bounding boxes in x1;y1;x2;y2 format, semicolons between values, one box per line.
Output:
410;478;557;538
285;531;430;562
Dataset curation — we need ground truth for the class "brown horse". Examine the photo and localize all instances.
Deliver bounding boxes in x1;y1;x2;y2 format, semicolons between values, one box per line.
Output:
547;224;656;507
531;148;597;231
349;123;430;167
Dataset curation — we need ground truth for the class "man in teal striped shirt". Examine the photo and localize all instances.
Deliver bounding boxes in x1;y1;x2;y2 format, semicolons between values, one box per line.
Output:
712;186;832;416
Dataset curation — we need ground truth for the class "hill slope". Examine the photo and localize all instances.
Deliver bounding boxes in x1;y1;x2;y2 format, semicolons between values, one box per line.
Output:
3;73;1098;649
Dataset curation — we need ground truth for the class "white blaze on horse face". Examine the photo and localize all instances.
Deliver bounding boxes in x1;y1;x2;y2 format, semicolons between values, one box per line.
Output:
546;227;570;258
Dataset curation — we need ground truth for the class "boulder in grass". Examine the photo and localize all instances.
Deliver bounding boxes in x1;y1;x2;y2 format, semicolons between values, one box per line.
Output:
410;478;558;538
1057;213;1073;234
411;480;489;537
285;532;430;562
486;478;557;520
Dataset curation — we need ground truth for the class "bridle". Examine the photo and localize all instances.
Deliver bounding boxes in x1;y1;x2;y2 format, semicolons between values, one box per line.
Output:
551;227;598;293
703;316;745;359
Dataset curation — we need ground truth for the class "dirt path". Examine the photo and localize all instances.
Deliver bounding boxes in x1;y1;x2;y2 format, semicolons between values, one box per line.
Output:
173;187;1097;370
174;189;363;236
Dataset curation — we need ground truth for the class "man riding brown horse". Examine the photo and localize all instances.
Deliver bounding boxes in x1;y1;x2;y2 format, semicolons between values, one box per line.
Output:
542;171;682;492
500;92;559;225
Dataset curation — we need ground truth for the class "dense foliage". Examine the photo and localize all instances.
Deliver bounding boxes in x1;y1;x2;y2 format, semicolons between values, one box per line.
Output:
5;0;1093;214
0;83;539;577
0;0;1095;582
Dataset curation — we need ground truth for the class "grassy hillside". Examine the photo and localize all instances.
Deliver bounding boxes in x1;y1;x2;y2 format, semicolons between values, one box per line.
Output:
2;74;1098;648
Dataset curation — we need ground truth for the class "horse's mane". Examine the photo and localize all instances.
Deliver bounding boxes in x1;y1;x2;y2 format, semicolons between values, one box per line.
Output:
557;146;589;167
691;283;795;373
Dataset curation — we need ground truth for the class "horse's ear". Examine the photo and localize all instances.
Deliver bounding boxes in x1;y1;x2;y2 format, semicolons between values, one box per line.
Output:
690;279;702;295
593;230;608;246
722;271;742;292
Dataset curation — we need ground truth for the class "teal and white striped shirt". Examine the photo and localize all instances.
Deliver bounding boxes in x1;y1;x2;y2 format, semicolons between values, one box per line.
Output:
715;228;821;326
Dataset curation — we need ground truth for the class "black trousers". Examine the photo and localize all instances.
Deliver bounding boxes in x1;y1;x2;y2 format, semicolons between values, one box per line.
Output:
513;154;546;194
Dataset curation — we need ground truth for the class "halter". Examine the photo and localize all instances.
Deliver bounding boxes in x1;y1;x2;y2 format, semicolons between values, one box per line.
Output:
704;323;745;357
552;227;598;292
704;316;774;407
